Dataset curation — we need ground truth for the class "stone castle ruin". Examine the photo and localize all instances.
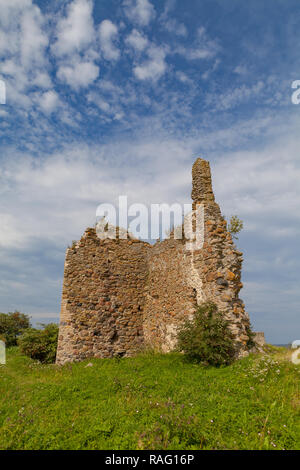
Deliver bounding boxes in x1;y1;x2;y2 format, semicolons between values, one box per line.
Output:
56;158;258;364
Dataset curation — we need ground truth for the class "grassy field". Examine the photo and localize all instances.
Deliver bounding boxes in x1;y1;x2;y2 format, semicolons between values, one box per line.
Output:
0;346;299;450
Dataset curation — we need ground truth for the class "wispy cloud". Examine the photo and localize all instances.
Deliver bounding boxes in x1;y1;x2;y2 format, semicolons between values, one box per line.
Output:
0;0;50;107
57;59;99;89
133;45;168;81
123;0;156;27
99;20;120;61
175;27;219;60
37;90;60;114
125;29;149;52
51;0;95;57
52;0;99;89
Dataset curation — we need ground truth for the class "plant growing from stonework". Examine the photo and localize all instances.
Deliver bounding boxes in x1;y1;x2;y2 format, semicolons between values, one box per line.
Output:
228;215;244;240
176;302;236;366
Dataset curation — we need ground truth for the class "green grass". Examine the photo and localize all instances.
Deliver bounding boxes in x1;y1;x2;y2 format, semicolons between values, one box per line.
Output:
0;347;299;450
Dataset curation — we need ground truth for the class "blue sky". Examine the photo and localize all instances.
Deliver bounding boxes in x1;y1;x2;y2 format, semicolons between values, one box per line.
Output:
0;0;300;343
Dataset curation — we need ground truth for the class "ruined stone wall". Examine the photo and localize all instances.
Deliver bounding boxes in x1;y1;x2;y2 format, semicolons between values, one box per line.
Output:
56;228;150;364
56;157;253;364
142;159;251;355
143;238;197;352
190;159;251;354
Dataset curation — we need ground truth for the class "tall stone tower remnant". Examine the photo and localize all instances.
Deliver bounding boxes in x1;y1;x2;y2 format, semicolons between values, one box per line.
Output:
191;158;215;204
56;158;254;364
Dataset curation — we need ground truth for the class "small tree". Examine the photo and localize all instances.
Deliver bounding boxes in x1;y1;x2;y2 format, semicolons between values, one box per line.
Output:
228;215;243;240
176;302;236;366
18;323;59;364
0;311;31;347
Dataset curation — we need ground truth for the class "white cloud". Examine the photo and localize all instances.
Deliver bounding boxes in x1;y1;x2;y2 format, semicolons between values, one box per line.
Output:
125;29;149;52
1;123;300;252
38;90;60;114
176;71;193;84
162;18;187;37
212;137;300;237
133;46;167;81
0;0;51;106
87;93;109;112
98;20;120;61
176;26;219;60
205;81;264;111
57;60;99;89
0;213;25;248
187;49;213;60
20;6;48;69
51;0;100;89
202;58;220;80
158;0;186;35
234;65;248;75
86;78;140;122
1;118;300;341
51;0;95;57
32;72;52;89
123;0;156;26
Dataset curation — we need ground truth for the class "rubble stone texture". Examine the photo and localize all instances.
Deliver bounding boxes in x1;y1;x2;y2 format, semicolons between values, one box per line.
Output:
56;158;257;364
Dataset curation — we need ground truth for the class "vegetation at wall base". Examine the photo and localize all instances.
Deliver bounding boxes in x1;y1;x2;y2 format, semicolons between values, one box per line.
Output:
176;302;236;366
0;347;299;450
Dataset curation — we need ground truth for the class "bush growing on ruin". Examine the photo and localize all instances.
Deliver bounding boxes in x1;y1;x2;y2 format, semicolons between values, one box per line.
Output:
0;311;31;347
18;323;59;364
228;215;244;240
176;302;236;366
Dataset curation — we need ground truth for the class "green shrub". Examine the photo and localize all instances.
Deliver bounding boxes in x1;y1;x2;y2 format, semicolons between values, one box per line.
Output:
176;302;236;366
18;323;59;364
0;311;31;347
228;215;244;240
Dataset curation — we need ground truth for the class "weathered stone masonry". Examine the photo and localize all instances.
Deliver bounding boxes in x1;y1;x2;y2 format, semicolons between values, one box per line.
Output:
56;158;255;364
